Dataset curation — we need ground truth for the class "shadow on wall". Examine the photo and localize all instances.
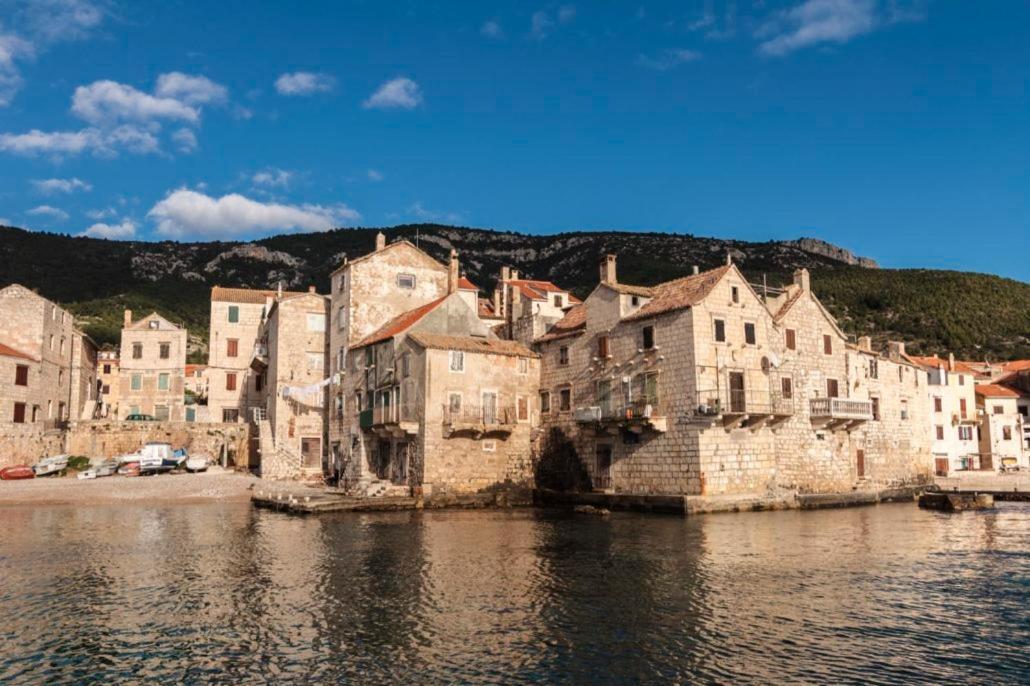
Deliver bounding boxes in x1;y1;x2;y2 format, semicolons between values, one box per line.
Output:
535;427;592;492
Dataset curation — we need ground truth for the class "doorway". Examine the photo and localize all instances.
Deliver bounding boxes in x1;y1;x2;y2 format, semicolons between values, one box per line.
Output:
728;372;746;413
594;445;613;490
856;449;866;478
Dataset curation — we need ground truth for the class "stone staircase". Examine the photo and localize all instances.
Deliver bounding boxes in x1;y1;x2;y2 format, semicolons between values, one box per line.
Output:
352;477;411;498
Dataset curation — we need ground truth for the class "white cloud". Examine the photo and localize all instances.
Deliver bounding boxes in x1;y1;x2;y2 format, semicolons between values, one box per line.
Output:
0;31;34;106
636;48;702;71
154;72;228;106
171;127;197;154
481;20;503;38
530;5;575;40
408;201;464;224
274;71;336;96
363;77;422;110
147;189;361;239
21;0;105;43
27;204;69;221
32;177;91;194
103;124;161;155
81;218;136;239
71;80;200;125
756;0;879;57
558;5;577;23
252;168;293;188
0;217;11;226
0;127;97;155
367;169;383;182
85;206;116;220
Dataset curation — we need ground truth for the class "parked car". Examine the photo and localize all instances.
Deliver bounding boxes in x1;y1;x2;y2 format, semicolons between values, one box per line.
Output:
125;414;156;421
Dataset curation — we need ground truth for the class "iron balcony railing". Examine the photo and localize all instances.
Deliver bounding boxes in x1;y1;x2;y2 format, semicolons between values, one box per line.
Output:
694;387;794;416
442;403;517;426
809;397;874;420
372;403;421;425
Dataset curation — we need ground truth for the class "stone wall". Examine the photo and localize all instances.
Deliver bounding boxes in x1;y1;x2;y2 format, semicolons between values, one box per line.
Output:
0;424;66;467
64;420;250;466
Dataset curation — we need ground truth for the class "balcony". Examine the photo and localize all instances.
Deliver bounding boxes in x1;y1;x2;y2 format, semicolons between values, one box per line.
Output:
809;397;873;431
693;387;794;431
370;403;420;437
250;344;269;372
442;403;517;437
575;399;668;434
359;408;373;429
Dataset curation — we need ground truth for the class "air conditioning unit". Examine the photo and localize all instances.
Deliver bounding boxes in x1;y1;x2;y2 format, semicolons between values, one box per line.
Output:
574;406;602;422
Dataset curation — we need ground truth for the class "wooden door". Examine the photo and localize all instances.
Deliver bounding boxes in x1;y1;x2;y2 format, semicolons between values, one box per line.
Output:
594;445;612;490
728;372;746;413
856;449;865;478
934;458;949;477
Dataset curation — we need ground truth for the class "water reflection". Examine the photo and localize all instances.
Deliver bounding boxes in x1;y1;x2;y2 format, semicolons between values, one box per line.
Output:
0;503;1027;684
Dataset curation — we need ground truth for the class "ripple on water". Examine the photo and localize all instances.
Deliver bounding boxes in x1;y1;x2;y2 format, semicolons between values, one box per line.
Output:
0;503;1028;684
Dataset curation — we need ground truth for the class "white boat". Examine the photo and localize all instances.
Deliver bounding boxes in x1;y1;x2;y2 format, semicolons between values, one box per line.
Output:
185;455;209;473
116;451;142;465
33;454;69;477
95;459;118;477
77;469;97;480
138;442;175;474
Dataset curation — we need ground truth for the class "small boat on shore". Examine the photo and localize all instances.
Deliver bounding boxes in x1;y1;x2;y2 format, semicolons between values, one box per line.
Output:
95;459;118;477
78;469;97;480
118;461;140;477
33;454;69;477
185;455;209;473
0;465;35;480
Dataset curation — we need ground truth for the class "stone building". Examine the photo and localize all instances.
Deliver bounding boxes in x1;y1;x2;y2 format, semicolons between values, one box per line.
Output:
533;257;932;497
907;354;981;474
0;284;98;425
118;310;186;421
97;348;120;418
208;286;307;423
344;277;539;494
974;384;1026;470
492;266;580;344
251;288;330;479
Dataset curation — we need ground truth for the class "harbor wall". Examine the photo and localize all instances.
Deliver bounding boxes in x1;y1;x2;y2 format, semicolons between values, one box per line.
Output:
0;425;66;468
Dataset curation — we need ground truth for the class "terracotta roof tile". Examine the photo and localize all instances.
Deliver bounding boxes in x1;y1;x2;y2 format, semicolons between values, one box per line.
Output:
908;355;983;376
211;286;309;304
771;287;804;321
535;304;586;342
352;296;448;349
478;297;502;319
508;278;571;301
457;276;479;291
0;341;36;362
1002;360;1030;373
975;384;1021;398
408;332;538;358
622;265;732;322
603;282;655;297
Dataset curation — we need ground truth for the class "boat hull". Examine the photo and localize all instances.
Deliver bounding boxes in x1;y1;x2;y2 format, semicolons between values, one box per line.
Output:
0;465;35;480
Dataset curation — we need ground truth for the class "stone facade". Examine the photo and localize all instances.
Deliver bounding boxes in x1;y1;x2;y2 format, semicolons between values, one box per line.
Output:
253;290;330;480
975;387;1026;469
907;354;980;474
0;284;98;426
97;349;120;418
118;310;186;421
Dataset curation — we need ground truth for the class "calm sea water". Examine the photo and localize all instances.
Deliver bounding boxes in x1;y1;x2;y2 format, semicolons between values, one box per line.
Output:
0;502;1027;685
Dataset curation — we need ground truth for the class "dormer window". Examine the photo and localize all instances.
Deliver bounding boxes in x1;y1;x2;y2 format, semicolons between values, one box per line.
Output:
642;326;655;350
553;294;562;307
631;295;639;307
731;286;740;304
597;335;610;359
148;320;159;330
397;273;416;289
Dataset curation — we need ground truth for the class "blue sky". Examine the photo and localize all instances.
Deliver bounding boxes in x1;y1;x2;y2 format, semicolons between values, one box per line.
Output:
0;1;1027;281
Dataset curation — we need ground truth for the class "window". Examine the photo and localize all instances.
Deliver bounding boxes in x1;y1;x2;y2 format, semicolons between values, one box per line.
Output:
158;373;169;390
13;402;26;423
131;373;142;391
642;325;655;350
482;440;497;453
960;398;968;418
448;392;462;414
517;395;529;422
991;404;1004;415
147;320;159;330
596;379;612;406
15;364;28;386
222;409;239;423
154;405;170;422
255;373;264;391
744;322;756;345
103;364;111;374
958;426;973;441
869;358;878;379
1003;426;1012;441
517;357;528;374
781;376;793;400
307;313;326;331
936;425;944;440
631;295;639;307
597;335;610;359
337;307;346;331
934;397;942;413
307;353;323;371
900;400;909;421
643;373;659;404
553;294;562;307
898;366;904;382
785;329;796;351
227;339;239;357
823;335;832;355
397;273;416;289
402;353;411;378
102;384;110;395
228;306;239;323
559;346;569;366
58;369;64;387
871;396;881;421
559;388;572;412
958;374;965;386
132;343;142;359
449;350;465;372
714;319;726;343
731;286;739;304
49;335;54;350
59;337;65;355
826;378;839;398
540;391;551;414
226;372;237;391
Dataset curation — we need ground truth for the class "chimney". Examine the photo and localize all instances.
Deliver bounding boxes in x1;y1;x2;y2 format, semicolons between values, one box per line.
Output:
692;265;699;275
511;269;520;281
600;254;617;284
887;340;906;362
375;232;386;251
492;288;502;317
447;249;459;294
857;336;872;352
123;309;132;328
726;251;732;265
277;281;283;298
793;268;811;293
501;266;511;282
308;285;316;294
948;352;955;372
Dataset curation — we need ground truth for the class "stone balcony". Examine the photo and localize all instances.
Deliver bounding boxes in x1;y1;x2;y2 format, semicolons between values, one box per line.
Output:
574;399;668;434
693;388;794;431
809;397;873;431
442;403;517;438
365;404;420;438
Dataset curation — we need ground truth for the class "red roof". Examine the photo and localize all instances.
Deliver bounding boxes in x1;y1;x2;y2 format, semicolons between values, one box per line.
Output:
457;276;479;291
1002;360;1030;373
622;265;731;322
508;278;570;301
478;297;502;319
975;384;1020;399
536;304;587;342
0;342;35;362
352;296;448;349
211;286;311;304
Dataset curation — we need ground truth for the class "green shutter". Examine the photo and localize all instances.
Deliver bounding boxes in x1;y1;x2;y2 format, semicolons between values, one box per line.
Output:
228;306;239;323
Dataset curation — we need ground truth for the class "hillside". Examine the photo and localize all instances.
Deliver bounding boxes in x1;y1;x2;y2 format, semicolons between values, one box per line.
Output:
0;224;1027;361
